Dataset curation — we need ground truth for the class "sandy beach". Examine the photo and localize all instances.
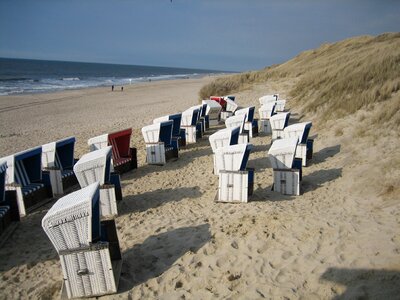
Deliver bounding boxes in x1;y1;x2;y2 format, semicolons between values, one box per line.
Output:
0;76;399;299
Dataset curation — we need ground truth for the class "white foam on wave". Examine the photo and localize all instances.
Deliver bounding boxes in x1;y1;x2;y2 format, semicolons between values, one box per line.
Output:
62;77;80;81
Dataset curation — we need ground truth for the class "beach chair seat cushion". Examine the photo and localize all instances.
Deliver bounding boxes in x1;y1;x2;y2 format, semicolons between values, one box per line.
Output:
21;183;45;196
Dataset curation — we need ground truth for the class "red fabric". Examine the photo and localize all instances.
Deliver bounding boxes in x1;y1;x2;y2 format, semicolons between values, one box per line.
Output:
108;128;132;159
210;96;227;110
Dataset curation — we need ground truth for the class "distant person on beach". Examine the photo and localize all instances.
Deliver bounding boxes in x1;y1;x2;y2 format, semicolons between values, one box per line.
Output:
112;85;114;91
121;86;124;92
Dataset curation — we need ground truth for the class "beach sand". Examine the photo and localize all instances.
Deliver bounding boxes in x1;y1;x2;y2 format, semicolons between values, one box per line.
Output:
0;76;399;299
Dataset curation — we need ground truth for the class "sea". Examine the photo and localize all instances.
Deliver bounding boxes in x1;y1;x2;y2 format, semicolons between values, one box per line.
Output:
0;58;223;96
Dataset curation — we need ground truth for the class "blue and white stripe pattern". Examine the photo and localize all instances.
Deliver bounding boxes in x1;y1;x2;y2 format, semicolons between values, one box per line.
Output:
15;160;44;196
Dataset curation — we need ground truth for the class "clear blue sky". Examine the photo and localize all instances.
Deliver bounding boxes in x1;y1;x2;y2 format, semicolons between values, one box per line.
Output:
0;0;399;71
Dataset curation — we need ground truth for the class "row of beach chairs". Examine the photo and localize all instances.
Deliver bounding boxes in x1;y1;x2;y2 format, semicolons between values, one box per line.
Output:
0;92;315;298
208;93;315;202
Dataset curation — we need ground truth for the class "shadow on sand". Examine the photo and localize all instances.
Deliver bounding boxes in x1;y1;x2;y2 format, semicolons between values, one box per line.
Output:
119;224;211;292
119;186;202;214
320;267;400;299
302;168;342;193
312;144;341;165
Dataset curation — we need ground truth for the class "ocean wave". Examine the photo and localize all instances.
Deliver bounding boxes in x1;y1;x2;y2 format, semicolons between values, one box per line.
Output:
0;73;211;96
62;77;80;81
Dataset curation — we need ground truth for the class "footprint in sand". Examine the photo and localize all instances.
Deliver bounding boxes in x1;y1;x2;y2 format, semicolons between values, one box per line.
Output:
282;251;293;260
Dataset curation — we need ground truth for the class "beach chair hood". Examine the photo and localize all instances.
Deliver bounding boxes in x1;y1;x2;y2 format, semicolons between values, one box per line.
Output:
88;134;108;152
42;137;76;169
235;106;255;122
202;100;222;117
209;127;240;153
42;182;100;253
225;98;238;112
268;137;299;169
259;103;276;119
225;114;246;133
181;108;199;126
215;143;252;172
142;120;173;144
270;112;290;130
153;114;182;137
74;146;112;186
283;122;312;144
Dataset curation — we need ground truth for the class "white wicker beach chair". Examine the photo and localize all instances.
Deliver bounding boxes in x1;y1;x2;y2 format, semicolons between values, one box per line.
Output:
270;112;291;141
259;103;276;134
42;182;122;299
209;127;240;175
268;137;302;195
225;114;248;144
214;144;254;203
142;120;177;165
202;100;222;126
283;122;314;166
259;94;278;106
73;147;121;218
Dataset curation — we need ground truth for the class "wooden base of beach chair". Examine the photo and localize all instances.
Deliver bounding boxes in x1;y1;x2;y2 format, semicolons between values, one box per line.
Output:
259;119;272;134
145;143;166;165
272;169;300;195
59;219;122;299
216;169;254;203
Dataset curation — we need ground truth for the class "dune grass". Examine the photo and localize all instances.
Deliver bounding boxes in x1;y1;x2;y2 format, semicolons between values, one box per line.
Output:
199;32;400;128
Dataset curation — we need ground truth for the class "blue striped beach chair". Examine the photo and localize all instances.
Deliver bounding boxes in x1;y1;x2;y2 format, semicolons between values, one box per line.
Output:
0;147;52;217
153;113;184;150
42;182;122;299
42;137;78;196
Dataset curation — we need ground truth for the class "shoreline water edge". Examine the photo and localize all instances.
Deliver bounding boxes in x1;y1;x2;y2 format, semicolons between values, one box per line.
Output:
0;57;228;96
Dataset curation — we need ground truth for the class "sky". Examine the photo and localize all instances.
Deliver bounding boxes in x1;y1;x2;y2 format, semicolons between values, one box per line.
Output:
0;1;399;72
